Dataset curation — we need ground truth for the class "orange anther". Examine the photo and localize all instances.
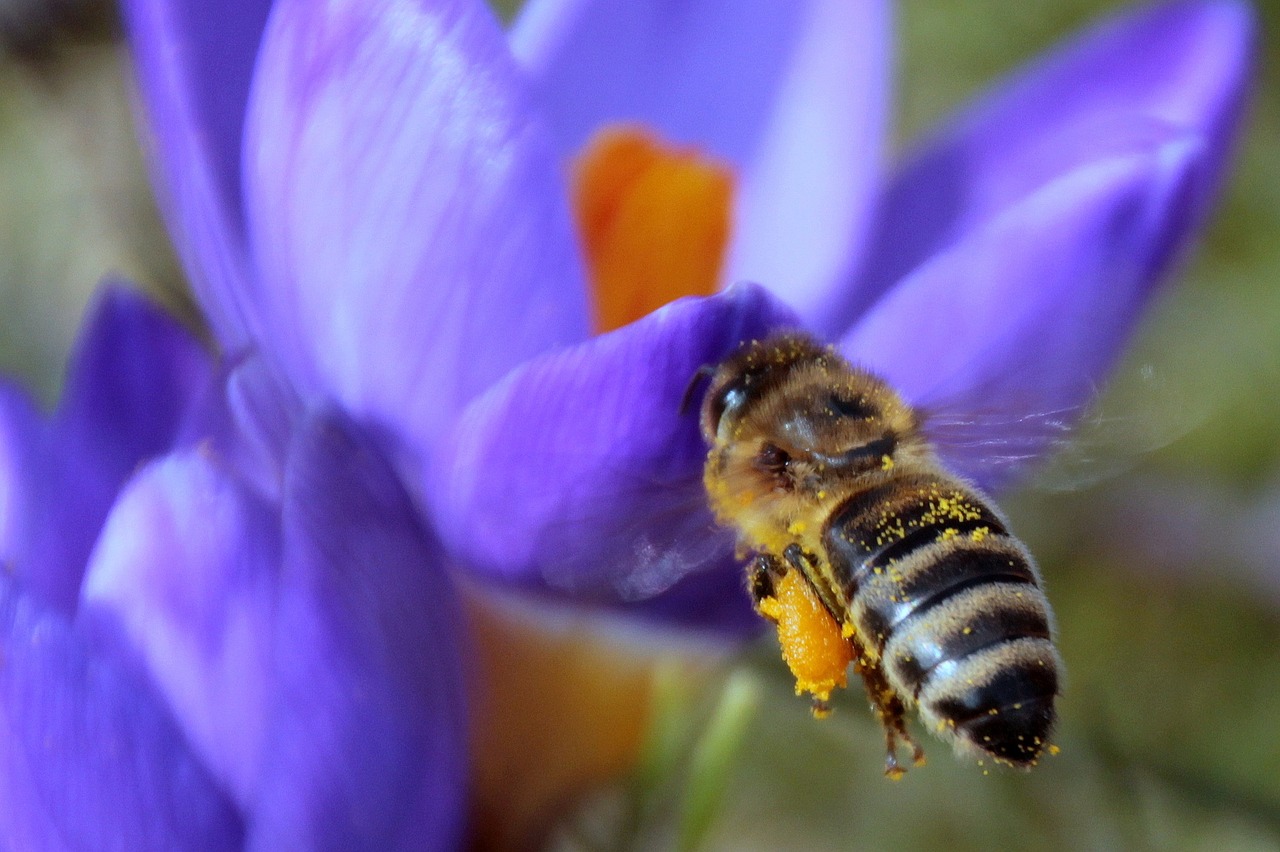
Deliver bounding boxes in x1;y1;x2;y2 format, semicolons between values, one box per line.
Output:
571;124;735;333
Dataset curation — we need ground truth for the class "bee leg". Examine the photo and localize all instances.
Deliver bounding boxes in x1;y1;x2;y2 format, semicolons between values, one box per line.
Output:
777;543;925;774
746;553;786;619
782;542;810;573
782;543;827;596
848;635;926;779
783;543;848;620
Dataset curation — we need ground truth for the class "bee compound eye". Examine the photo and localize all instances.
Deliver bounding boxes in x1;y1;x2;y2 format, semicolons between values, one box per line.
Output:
709;380;750;432
756;442;791;474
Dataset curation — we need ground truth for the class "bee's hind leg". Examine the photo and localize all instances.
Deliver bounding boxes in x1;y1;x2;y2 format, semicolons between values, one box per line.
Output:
777;544;925;776
747;552;840;718
849;643;926;779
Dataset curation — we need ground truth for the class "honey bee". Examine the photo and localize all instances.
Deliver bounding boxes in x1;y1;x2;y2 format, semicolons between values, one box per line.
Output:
694;332;1062;776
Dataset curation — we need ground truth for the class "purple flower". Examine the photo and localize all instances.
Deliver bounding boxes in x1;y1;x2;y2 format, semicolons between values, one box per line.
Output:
0;0;1256;847
125;0;1252;634
0;0;1235;845
0;288;467;846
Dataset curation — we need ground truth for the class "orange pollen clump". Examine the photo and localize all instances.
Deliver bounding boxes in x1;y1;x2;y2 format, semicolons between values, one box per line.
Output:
756;570;853;704
570;123;736;334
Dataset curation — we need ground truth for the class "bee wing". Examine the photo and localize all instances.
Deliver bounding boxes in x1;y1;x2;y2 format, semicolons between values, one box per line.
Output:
533;469;739;603
922;399;1085;492
920;362;1212;493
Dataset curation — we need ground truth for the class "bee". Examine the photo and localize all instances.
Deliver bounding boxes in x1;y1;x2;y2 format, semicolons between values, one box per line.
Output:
694;332;1062;776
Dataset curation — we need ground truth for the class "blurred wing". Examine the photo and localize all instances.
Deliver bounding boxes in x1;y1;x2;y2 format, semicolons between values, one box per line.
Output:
534;469;738;603
922;362;1212;494
922;399;1084;493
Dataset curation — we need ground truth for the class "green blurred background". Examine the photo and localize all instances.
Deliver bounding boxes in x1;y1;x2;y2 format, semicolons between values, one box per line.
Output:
1;0;1278;849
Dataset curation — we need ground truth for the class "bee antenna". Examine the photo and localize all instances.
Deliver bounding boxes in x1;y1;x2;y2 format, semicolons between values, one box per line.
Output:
680;364;716;416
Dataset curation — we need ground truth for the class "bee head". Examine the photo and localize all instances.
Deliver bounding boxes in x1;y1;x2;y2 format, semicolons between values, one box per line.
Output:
699;333;829;444
700;334;922;497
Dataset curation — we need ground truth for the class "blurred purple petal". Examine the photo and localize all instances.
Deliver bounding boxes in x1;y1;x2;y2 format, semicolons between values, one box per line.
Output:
843;135;1205;490
251;411;466;848
0;575;242;849
614;559;763;638
243;0;589;456
122;0;272;347
429;284;796;628
205;356;303;503
841;0;1253;332
13;285;212;614
80;452;280;807
513;0;891;320
54;285;212;473
0;381;38;562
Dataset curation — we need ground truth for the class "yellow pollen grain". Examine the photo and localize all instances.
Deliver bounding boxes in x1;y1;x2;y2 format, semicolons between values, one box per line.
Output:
1048;745;1062;756
571;124;736;334
971;526;990;542
757;597;784;621
880;455;895;471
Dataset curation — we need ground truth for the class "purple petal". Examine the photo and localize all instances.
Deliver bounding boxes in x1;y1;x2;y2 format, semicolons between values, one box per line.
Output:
184;356;304;504
513;0;891;320
243;0;589;457
79;451;281;807
122;0;272;348
250;411;466;848
842;135;1207;491
13;284;213;614
0;381;39;562
428;284;797;630
0;575;242;849
840;0;1254;333
613;560;765;639
54;285;211;457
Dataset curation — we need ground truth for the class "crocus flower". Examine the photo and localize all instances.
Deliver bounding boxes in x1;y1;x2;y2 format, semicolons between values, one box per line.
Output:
125;0;1251;634
27;0;1242;845
0;286;468;846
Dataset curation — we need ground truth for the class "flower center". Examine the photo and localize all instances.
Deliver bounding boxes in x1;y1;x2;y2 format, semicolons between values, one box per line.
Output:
571;124;736;334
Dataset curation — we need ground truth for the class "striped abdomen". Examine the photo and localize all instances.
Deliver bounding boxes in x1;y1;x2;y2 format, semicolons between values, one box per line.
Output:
822;473;1061;766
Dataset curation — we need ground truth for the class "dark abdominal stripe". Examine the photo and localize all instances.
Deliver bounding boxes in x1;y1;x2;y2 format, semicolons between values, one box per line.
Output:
900;603;1051;693
822;475;1011;609
822;477;1058;763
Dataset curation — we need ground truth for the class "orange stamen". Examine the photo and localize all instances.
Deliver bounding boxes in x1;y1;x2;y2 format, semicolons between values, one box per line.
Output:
571;124;735;334
756;570;853;706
